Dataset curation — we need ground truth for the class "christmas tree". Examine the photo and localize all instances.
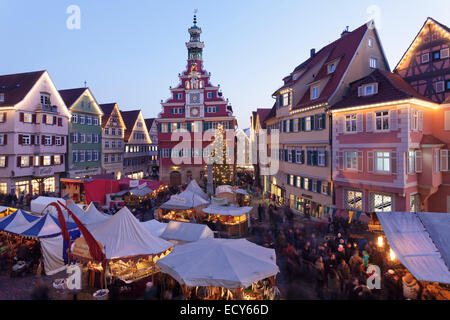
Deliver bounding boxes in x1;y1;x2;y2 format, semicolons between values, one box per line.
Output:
210;124;234;186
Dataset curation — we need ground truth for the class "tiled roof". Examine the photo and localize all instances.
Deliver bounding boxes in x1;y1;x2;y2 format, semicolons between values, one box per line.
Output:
263;103;277;124
99;103;116;126
332;69;432;110
58;88;87;108
256;108;272;129
420;134;446;146
0;70;45;107
120;110;141;142
144;118;155;132
294;23;369;110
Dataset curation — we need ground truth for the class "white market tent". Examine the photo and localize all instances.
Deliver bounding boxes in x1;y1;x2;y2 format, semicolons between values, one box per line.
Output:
141;219;168;237
160;191;210;210
88;206;173;259
160;221;214;244
130;185;153;197
79;202;110;231
235;189;249;196
30;196;66;215
377;212;450;284
202;205;253;217
215;185;234;195
185;179;209;200
156;238;279;289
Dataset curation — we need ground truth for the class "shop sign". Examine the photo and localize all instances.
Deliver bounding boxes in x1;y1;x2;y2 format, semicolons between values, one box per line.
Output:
302;193;313;199
130;180;139;188
35;167;54;177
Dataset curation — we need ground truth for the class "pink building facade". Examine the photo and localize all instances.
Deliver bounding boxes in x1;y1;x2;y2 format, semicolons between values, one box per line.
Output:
0;70;70;196
331;69;447;213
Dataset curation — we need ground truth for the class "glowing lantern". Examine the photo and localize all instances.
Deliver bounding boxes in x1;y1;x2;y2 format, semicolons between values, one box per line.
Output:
389;248;396;261
377;236;384;248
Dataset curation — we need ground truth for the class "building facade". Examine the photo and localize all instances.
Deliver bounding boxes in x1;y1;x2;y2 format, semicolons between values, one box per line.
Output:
394;17;450;212
157;15;236;186
250;108;272;188
121;110;152;179
59;88;103;179
332;69;440;214
145;118;159;179
264;21;390;219
0;70;70;196
99;103;126;179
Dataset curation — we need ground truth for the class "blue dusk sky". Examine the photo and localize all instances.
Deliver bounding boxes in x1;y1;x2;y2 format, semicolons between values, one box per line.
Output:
0;0;449;129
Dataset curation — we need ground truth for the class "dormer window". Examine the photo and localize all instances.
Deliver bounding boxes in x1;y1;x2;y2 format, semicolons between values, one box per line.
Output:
358;83;378;96
311;85;319;100
368;38;374;48
278;92;291;107
328;63;336;74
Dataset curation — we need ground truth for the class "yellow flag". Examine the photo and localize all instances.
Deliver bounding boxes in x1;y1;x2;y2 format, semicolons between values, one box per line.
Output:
348;210;354;223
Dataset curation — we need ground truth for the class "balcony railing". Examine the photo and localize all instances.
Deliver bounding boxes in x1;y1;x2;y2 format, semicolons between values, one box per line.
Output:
40;104;58;113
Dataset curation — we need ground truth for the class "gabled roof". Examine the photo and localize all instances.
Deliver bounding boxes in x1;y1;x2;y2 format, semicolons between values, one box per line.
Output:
144;118;155;132
0;70;46;107
294;23;370;110
99;103;116;126
263;103;277;124
256;108;272;129
395;17;450;71
333;69;433;110
420;134;446;146
120;110;141;141
58;88;87;108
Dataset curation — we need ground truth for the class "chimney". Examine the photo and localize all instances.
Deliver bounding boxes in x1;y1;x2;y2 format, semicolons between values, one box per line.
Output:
341;26;350;37
310;48;316;58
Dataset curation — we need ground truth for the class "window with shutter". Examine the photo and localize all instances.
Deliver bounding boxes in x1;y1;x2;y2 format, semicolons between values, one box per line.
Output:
391;152;398;174
413;150;422;173
445;111;450;131
338;116;344;134
358;152;363;172
367;152;374;173
366;113;374;132
390;110;398;131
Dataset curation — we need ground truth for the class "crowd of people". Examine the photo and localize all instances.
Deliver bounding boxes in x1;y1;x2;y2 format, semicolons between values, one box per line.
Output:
251;202;405;300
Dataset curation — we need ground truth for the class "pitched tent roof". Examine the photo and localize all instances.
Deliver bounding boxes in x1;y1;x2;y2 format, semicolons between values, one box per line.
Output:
30;196;67;215
0;70;46;107
377;212;450;284
90;206;173;259
79;202;110;231
120;110;141;142
141;219;168;237
160;191;210;210
0;209;40;234
332;69;434;110
203;205;253;217
160;221;214;243
21;213;78;238
156;238;279;289
185;179;209;200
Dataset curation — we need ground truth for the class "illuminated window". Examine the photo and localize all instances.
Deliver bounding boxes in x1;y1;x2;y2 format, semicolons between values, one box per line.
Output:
24;113;32;123
43;156;51;166
46;115;53;125
345;190;363;211
0;182;7;194
345;114;357;132
0;156;6;167
370;193;393;212
54;155;61;165
20;156;30;167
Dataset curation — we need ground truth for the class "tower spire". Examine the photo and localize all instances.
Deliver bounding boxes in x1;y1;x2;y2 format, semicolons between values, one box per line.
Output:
186;10;204;61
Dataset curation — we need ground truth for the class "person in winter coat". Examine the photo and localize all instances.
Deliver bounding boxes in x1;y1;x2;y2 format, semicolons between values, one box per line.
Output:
349;250;363;275
327;269;340;300
402;272;421;300
362;250;370;268
315;256;325;299
337;259;351;294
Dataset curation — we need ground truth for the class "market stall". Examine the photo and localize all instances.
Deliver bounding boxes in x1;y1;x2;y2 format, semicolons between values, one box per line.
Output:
159;191;210;223
71;206;174;295
185;179;209;201
156;238;279;300
0;209;40;235
215;185;235;204
160;221;214;245
202;205;253;238
0;206;17;218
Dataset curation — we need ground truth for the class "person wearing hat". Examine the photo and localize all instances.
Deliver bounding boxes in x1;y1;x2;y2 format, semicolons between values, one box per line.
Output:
144;281;158;300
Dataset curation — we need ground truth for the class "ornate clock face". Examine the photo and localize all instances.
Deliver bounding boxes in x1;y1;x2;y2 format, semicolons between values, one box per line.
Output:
191;107;199;117
189;93;200;104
